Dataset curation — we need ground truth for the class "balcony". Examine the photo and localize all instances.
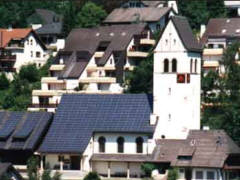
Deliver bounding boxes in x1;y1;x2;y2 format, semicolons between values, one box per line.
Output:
87;65;116;71
94;51;104;58
203;60;220;68
41;77;65;84
127;51;149;58
203;48;224;56
79;77;117;83
29;104;58;108
49;64;65;71
0;55;16;62
140;38;156;45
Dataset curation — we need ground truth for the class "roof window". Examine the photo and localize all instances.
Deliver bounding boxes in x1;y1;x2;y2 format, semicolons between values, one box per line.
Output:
226;19;231;23
96;33;100;36
110;32;114;36
236;29;240;33
122;32;126;36
222;29;226;34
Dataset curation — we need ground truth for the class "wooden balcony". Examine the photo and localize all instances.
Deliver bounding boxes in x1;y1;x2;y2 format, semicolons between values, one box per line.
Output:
79;77;117;83
0;67;16;72
203;48;224;56
140;38;156;45
0;55;16;62
49;64;65;71
127;51;149;58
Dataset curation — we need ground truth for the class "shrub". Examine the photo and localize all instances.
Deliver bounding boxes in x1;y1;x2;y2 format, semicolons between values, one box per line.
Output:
141;163;157;177
168;168;179;180
83;172;101;180
19;64;40;83
0;73;9;90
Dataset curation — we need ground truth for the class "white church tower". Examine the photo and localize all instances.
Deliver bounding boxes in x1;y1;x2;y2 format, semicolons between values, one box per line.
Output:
152;16;202;139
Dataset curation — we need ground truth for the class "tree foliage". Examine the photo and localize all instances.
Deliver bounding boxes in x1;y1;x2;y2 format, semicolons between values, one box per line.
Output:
141;163;157;177
202;42;240;145
76;2;107;28
83;172;101;180
167;168;179;180
0;73;10;90
178;0;226;30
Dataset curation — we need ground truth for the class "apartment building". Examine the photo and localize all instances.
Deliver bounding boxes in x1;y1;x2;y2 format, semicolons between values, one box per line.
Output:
28;24;155;112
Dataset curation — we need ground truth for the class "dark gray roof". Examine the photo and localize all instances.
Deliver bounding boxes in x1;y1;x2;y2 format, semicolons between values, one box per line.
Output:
171;16;202;52
103;7;171;23
201;18;240;44
39;94;154;154
0;111;52;151
152;130;240;168
33;9;63;35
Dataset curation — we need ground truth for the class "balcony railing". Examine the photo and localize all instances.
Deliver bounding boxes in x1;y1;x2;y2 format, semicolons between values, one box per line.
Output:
203;48;224;56
0;55;16;62
0;67;16;72
29;104;58;108
127;51;149;58
79;77;117;83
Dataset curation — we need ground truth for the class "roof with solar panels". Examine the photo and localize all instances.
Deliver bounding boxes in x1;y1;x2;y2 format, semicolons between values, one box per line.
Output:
39;94;154;154
0;111;52;151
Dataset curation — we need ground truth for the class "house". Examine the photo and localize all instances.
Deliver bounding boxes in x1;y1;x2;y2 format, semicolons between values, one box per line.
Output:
0;28;49;80
121;0;178;13
0;111;52;165
28;9;65;52
151;130;240;180
103;7;174;32
0;163;23;180
201;18;240;74
28;24;155;112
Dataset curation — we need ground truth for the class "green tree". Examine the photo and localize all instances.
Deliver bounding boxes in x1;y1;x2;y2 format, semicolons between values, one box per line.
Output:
202;42;240;145
141;163;156;177
27;156;40;180
76;2;107;28
125;54;153;93
207;0;227;19
83;172;101;180
168;168;179;180
0;73;10;90
19;64;40;83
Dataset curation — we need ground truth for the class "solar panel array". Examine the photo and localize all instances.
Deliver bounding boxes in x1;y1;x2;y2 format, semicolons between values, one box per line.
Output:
39;94;154;154
0;111;52;151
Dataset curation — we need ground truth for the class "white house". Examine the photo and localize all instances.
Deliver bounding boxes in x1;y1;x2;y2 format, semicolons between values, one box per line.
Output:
0;28;49;80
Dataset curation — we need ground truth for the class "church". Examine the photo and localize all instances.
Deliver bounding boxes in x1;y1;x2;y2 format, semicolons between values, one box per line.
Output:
35;15;240;180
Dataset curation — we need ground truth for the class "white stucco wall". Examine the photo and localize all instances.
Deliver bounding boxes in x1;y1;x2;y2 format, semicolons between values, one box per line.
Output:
93;133;149;154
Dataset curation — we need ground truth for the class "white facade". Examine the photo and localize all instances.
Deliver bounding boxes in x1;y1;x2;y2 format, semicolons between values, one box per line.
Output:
153;20;201;139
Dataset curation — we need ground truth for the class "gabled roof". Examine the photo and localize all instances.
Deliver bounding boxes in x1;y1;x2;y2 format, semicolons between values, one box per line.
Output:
0;111;52;151
103;7;171;23
0;28;32;48
39;94;154;154
201;18;240;44
152;130;240;168
171;16;202;52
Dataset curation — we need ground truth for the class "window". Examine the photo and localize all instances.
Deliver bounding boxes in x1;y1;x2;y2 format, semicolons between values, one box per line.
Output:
164;59;169;73
98;136;106;153
173;39;176;45
195;59;197;73
179;169;185;179
36;51;41;58
117;137;124;153
31;51;33;57
30;39;33;45
207;171;214;180
136;137;144;153
172;59;177;73
196;171;203;179
165;39;168;45
190;59;193;73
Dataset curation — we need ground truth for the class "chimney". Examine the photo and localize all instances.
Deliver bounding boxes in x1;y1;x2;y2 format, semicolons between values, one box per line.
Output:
200;25;206;38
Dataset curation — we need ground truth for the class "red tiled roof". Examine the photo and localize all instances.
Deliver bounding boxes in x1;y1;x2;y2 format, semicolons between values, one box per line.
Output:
0;28;32;48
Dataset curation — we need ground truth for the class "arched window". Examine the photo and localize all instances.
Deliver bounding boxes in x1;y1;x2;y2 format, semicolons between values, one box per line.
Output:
164;59;169;73
172;59;177;73
117;137;124;153
30;39;33;45
195;59;197;73
136;137;144;153
98;136;106;153
190;59;193;73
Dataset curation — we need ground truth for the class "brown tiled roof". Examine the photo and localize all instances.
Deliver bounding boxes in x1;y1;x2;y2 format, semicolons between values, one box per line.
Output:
103;7;171;23
0;28;32;48
171;16;203;52
201;18;240;44
152;130;240;168
91;153;152;162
